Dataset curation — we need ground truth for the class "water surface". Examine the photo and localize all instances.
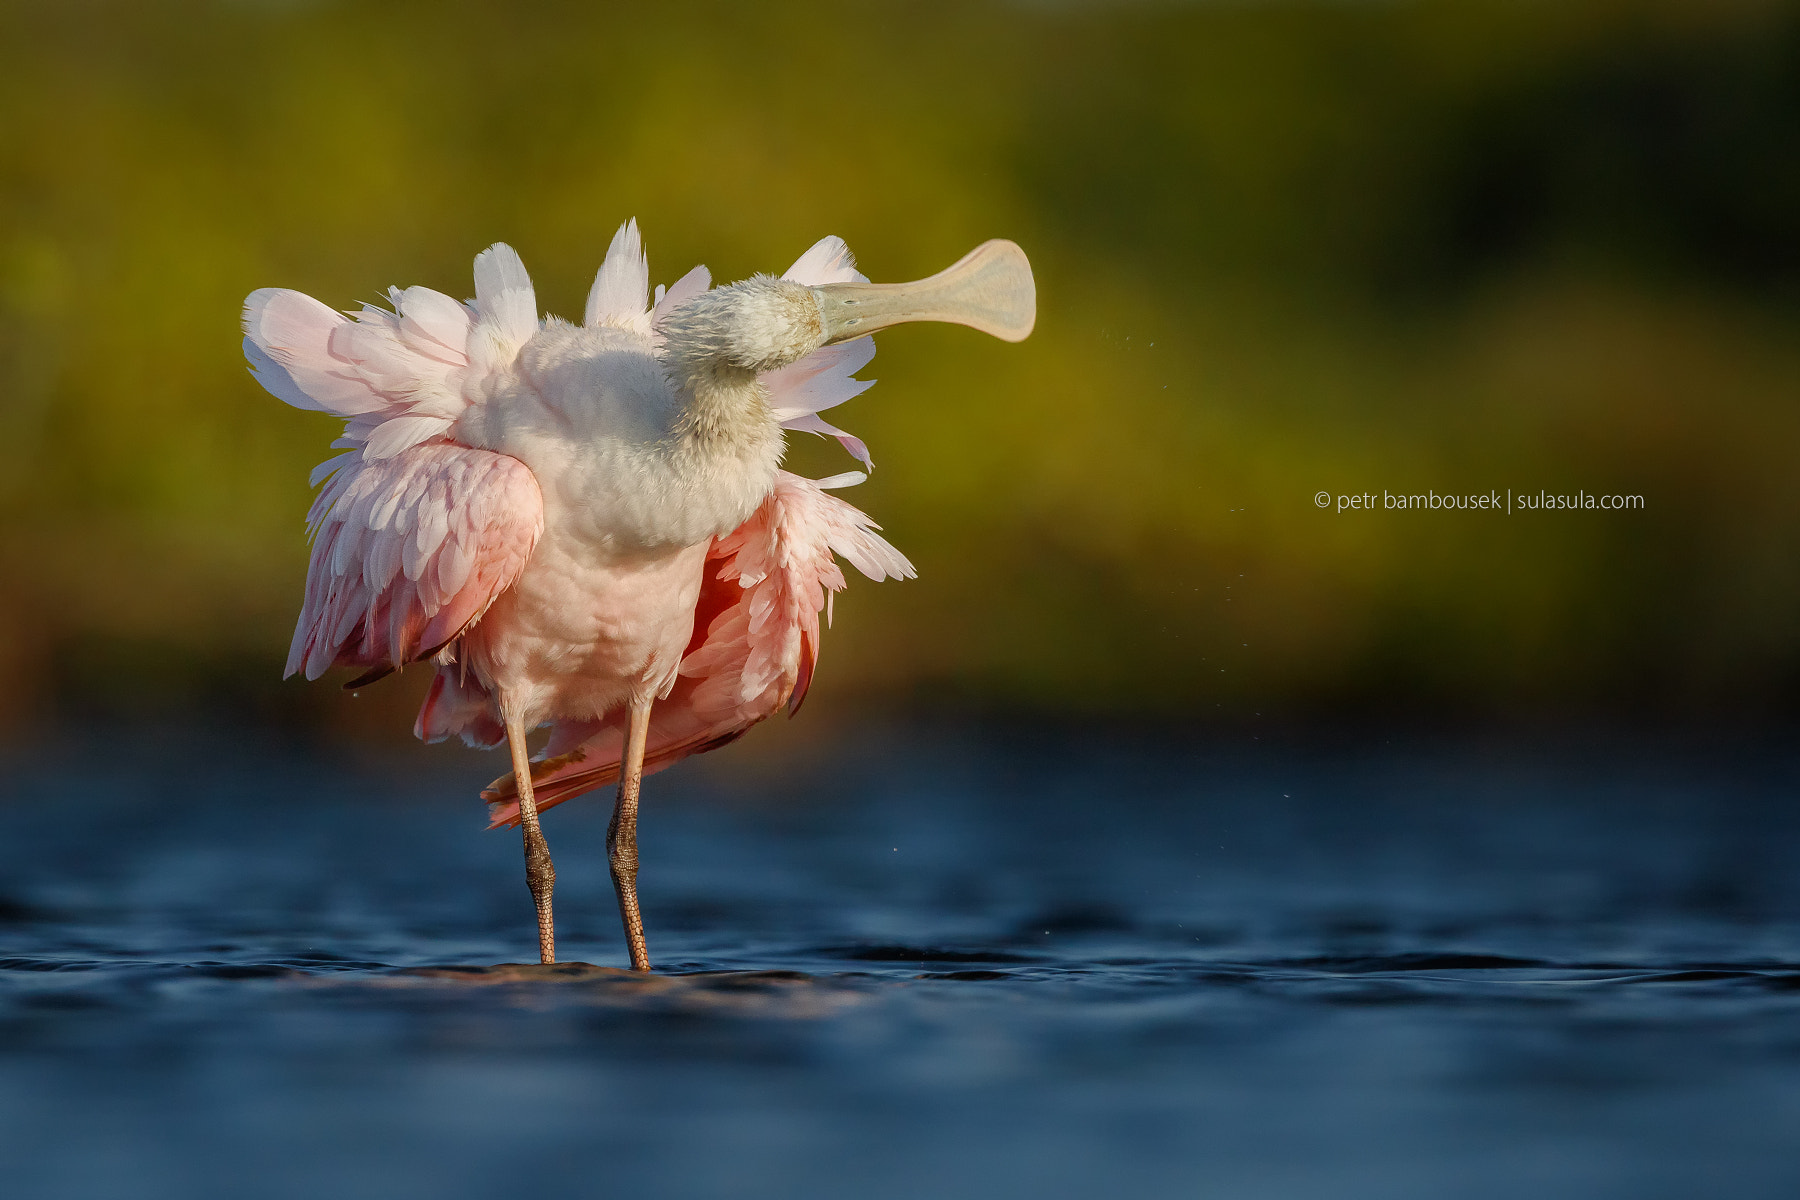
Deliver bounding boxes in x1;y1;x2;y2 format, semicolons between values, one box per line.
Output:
3;724;1798;1198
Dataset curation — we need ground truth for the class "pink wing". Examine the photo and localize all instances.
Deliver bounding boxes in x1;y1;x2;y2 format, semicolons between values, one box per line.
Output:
243;242;537;458
244;245;548;688
483;470;913;827
289;444;543;684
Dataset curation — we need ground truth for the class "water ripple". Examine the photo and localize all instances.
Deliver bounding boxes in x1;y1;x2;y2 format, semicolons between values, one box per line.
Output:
2;733;1799;1198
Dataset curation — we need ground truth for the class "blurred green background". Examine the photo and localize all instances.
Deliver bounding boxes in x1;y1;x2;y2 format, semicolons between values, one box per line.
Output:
4;0;1799;738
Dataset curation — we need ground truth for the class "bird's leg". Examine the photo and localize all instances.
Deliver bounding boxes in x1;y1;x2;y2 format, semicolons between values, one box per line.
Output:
503;709;556;964
607;698;654;972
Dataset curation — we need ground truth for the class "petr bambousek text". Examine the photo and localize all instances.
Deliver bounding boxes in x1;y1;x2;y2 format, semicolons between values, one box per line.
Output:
1333;491;1644;514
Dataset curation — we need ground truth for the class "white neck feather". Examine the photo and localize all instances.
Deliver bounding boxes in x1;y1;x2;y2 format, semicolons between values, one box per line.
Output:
462;278;828;556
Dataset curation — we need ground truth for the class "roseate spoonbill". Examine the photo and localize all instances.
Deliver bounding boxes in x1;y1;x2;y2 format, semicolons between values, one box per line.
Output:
242;223;1035;969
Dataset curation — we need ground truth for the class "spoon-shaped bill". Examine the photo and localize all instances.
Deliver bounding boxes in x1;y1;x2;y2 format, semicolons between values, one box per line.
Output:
812;239;1036;345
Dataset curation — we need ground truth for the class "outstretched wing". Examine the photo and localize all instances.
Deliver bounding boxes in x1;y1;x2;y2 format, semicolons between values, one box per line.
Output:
243;242;536;458
244;244;547;684
483;470;913;827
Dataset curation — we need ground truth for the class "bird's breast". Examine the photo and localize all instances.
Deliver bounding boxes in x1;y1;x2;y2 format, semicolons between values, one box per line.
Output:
466;530;712;724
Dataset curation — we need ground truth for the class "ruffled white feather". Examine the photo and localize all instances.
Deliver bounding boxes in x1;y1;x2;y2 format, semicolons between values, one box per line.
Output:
585;218;650;332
